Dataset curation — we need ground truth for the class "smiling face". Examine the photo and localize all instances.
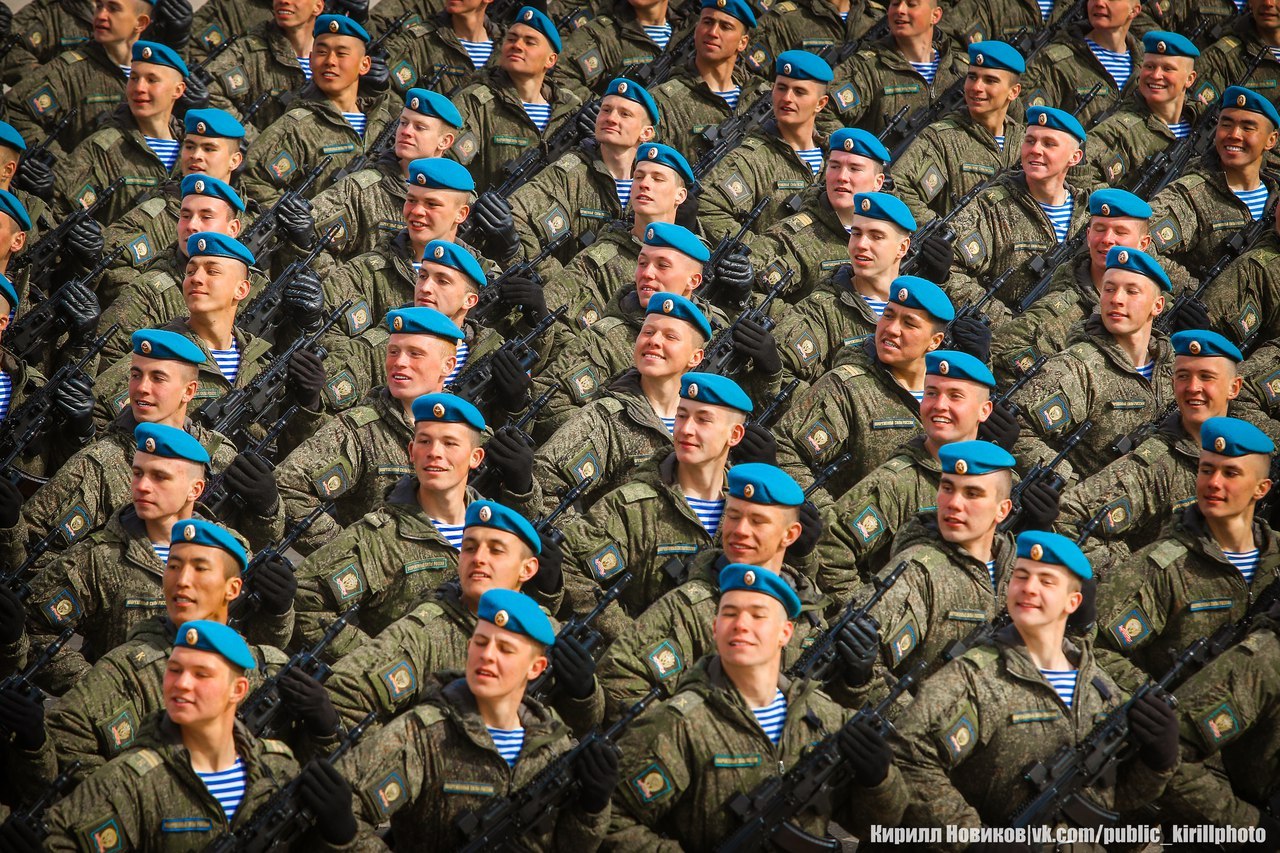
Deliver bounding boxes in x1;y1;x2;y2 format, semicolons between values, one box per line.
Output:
1020;126;1083;182
310;33;371;96
964;65;1021;122
1007;559;1082;633
182;256;251;317
385;333;456;401
888;0;942;39
1138;53;1195;111
719;497;801;566
875;302;945;369
921;375;992;446
673;399;745;466
1086;215;1150;272
163;645;248;726
465;619;547;702
409;420;484;493
414;260;480;323
163;542;242;626
129;355;200;423
1197;449;1272;520
1098;269;1164;336
936;469;1011;548
826;152;885;212
714;588;793;669
458;527;538;607
1215;107;1279;170
632;314;705;380
634;245;702;308
1174;355;1241;431
404;186;470;245
127;62;186;122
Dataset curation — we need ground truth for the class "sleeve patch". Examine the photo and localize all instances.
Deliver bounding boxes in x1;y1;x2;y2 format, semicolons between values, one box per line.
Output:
745;46;771;74
803;419;834;454
102;708;140;753
568;449;600;484
920;165;946;202
958;231;988;265
328;563;367;603
57;505;92;544
391;61;416;90
43;588;83;627
1103;153;1127;184
541;205;570;240
1262;369;1280;406
1035;393;1071;432
831;83;860;112
646;639;684;680
380;661;418;701
589;544;625;581
1199;701;1241;746
1107;607;1152;648
344;300;371;335
630;761;674;803
888;620;918;666
368;770;410;817
577;48;604;80
29;85;58;116
453;131;479;165
1102;498;1131;533
939;708;978;763
569;366;601;401
222;66;249;97
128;234;153;265
79;816;125;853
849;504;886;545
719;171;753;206
269;151;297;182
324;370;358;409
791;331;821;364
314;463;351;498
1234;303;1260;344
1150;217;1181;251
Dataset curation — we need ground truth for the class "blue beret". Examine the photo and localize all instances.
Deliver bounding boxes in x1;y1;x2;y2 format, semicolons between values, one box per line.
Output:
775;50;833;83
135;422;210;464
132;40;188;77
1171;330;1242;361
1143;30;1200;59
512;6;562;52
938;439;1015;475
0;121;26;153
385;306;465;341
1016;530;1092;580
1089;188;1151;219
170;518;249;574
186;232;255;268
852;191;916;232
890;275;955;322
406;157;475;192
967;40;1025;74
411;392;486;430
0;273;17;313
465;500;541;555
183;108;245;139
701;0;757;27
1201;416;1275;457
0;189;31;231
1026;106;1086;144
174;620;256;670
604;78;660;126
680;371;753;413
727;463;804;506
926;350;995;387
315;13;370;42
1105;245;1171;292
404;88;464;128
829;127;891;164
643;221;710;262
635;142;696;185
646;292;714;340
180;174;245;212
422;239;487;289
1221;85;1280;129
719;563;802;618
132;329;207;364
477;589;556;645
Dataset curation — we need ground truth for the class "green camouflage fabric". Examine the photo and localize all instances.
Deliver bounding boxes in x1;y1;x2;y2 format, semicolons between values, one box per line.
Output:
542;223;644;336
369;0;438;35
2;41;126;160
1188;26;1280;114
651;60;771;163
508;144;628;268
1077;95;1195;191
189;0;275;64
770;264;878;389
1143;0;1238;43
831;35;969;135
749;189;855;301
746;0;881;77
304;156;407;265
204;21;309;133
1199;229;1280;350
1021;29;1143;128
1237;341;1280;424
550;6;684;98
380;13;503;99
0;0;93;86
0;347;68;482
1148;166;1278;280
939;0;1157;47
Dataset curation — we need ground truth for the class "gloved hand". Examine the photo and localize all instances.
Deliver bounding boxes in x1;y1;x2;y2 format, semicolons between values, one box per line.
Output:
56;278;101;339
1014;477;1061;531
280;668;342;738
731;316;782;376
731;422;777;466
325;0;370;23
1067;576;1097;635
470;192;521;263
361;54;390;93
835;716;891;787
0;476;22;529
552;632;595;701
0;818;42;853
0;583;25;645
53;372;95;440
484;426;534;494
175;71;210;115
66;215;105;268
1167;296;1211;334
276;193;316;251
13;150;55;203
978;402;1020;452
223;452;280;516
915;232;953;284
947;314;991;363
708;250;754;309
574;738;620;813
288;348;326;410
1128;688;1179;772
251;554;297;616
491;349;531;410
501;275;548;323
576;99;601;140
284;268;325;331
296;760;358;845
0;686;46;750
529;534;563;595
835;613;879;688
788;501;822;558
0;4;12;37
144;0;193;48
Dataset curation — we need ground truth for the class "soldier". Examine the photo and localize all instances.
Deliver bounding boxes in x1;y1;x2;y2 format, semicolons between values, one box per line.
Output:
1099;417;1280;676
0;0;92;85
889;531;1180;839
1189;0;1280;109
379;0;504;97
551;0;684;97
1010;245;1175;479
0;120;57;252
1200;207;1280;351
698;50;833;243
747;0;874;78
608;563;906;848
190;0;274;62
241;14;397;207
1149;86;1279;280
892;40;1025;225
338;587;617;850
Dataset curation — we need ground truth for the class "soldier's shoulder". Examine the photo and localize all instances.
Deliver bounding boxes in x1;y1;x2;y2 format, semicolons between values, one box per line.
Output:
1142;537;1188;570
1038;41;1076;63
340;404;382;429
86;127;124;151
776;210;816;234
118;747;165;778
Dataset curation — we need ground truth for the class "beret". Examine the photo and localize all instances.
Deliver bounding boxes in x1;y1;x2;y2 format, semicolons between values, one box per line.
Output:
1142;30;1199;58
1089;188;1151;219
135;422;211;465
938;439;1016;475
132;40;188;77
512;6;562;52
314;13;370;42
0;121;26;153
385;306;465;341
411;392;486;430
635;142;696;185
183;108;245;139
719;563;802;618
1171;330;1242;361
1201;416;1275;457
173;620;256;670
477;588;556;645
829;127;891;164
1105;245;1171;292
0;189;31;231
701;0;757;27
422;239;487;289
404;88;464;128
643;221;710;262
926;350;995;387
604;77;660;126
890;275;955;322
170;518;249;574
186;232;255;267
406;157;475;192
132;329;207;364
466;500;541;555
967;40;1025;74
1221;85;1280;129
852;191;916;232
0;273;17;313
680;371;753;413
775;49;833;83
727;463;804;506
180;174;245;212
1026;106;1086;144
1016;530;1092;580
645;292;714;340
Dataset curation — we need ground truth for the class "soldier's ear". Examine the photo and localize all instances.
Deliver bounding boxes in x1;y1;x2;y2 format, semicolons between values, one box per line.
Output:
469;445;485;470
545;52;558;72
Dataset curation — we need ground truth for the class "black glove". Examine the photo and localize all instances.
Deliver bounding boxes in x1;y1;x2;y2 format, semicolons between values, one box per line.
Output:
731;422;777;466
552;632;595;701
144;0;193;47
1014;477;1061;532
575;737;620;813
0;476;22;529
296;760;358;845
1128;688;1179;772
576;99;601;140
276;194;316;251
470;192;521;263
947;314;991;363
483;426;534;494
0;686;46;750
280;668;342;738
0;582;25;645
0;3;12;37
788;500;822;559
835;613;879;688
529;533;563;595
978;402;1020;452
1067;576;1097;635
1167;295;1211;333
251;554;297;616
915;232;953;284
361;54;390;93
708;250;754;309
175;71;210;115
65;215;105;268
13;150;55;203
53;372;95;440
731;316;782;376
835;717;891;787
325;0;369;23
675;192;700;232
0;818;42;853
56;278;101;339
288;348;326;410
491;349;531;410
223;452;280;516
283;268;325;331
501;275;548;323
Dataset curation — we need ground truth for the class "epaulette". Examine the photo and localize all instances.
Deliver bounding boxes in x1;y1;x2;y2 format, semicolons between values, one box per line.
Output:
64;51;86;63
344;406;381;428
832;363;866;381
585;238;621;264
469;86;495;106
363;327;390;347
1219;35;1242;50
881;455;912;473
934;118;960;132
665;690;705;717
125;642;167;671
137;196;169;217
780;212;814;232
1132;438;1167;466
964;644;1000;669
258;645;290;667
412;703;447;726
679;581;715;605
365;510;394;529
771;0;799;10
1107;110;1145;130
90;128;123;150
738;135;767;152
1147;539;1186;569
598;396;626;415
1041;43;1074;62
260;739;295;757
409;600;446;624
615;482;653;504
350;169;383;189
147;271;179;291
121;748;163;777
283;107;311;123
361;253;391;271
590;316;627;335
551;151;580;172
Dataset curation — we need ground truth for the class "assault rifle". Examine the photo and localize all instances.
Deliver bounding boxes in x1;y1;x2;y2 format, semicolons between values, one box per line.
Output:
488;98;601;200
805;452;853;500
629;29;695;89
526;571;632;703
239;156;334;263
900;174;994;277
6;244;124;361
1017;0;1086;66
0;628;74;735
229;502;335;627
331;112;399;184
786;559;910;680
0;760;82;841
750;379;801;430
448;307;565;408
469;233;569;325
701;270;793;377
997;419;1093;533
1109;400;1177;456
1012;225;1089;314
694;89;775;180
886;79;965;161
700;197;769;312
199;405;299;516
469;386;559;497
187;35;239;85
991;354;1049;408
11;177;124;287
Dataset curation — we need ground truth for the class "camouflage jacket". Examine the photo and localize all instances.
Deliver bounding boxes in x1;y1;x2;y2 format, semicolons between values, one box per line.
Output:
1021;27;1144;128
204;21;312;133
3;41;126;160
1149;164;1279;280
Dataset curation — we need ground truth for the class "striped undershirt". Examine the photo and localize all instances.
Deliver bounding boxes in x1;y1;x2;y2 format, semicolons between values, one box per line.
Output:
522;101;551;132
1223;548;1260;583
431;519;465;549
152;542;171;564
0;371;11;420
1036;0;1053;20
908;51;940;86
1167;121;1191;140
1270;45;1280;62
1040;669;1078;708
487;726;524;766
460;38;494;69
860;294;887;317
685;496;725;536
196;758;246;821
660;415;676;434
643;24;672;49
297;56;312;79
796;147;823;176
446;339;470;386
985;559;997;590
751;689;787;745
1038;198;1074;242
995;135;1005;152
909;388;925;403
714;87;741;110
342;111;367;137
615;178;634;207
145;136;180;170
1135;361;1154;380
1084;39;1132;90
119;64;132;77
1233;185;1268;221
210;341;240;384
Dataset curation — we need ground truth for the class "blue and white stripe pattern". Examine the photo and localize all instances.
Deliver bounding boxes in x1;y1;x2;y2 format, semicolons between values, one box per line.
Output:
522;101;551;132
487;726;525;766
210;342;240;384
197;759;247;821
1233;186;1268;221
660;415;676;434
1134;361;1154;381
145;137;180;170
909;52;940;85
1166;121;1191;140
342;111;367;136
1038;199;1073;242
1269;45;1280;62
686;496;725;536
643;24;672;49
1040;669;1078;708
460;38;494;69
615;178;634;207
714;87;741;110
1223;548;1259;583
796;147;823;176
985;559;997;590
1036;0;1053;19
447;339;470;386
152;542;171;564
119;64;133;77
431;520;465;549
860;294;887;317
297;56;312;79
1084;39;1131;90
910;388;924;403
0;372;12;420
994;134;1005;152
751;689;787;745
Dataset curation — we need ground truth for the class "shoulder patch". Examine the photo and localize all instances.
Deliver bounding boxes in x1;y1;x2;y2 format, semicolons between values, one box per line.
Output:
645;639;684;680
365;769;411;817
327;562;367;603
122;748;163;776
1147;539;1186;568
100;707;140;754
1198;701;1241;747
589;543;625;581
313;463;351;499
630;761;674;803
848;504;886;545
379;660;419;702
936;704;978;764
1107;606;1153;648
260;738;295;757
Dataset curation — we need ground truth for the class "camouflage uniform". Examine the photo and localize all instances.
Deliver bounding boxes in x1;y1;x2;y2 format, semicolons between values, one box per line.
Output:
190;0;275;63
340;677;610;851
306;154;407;265
1148;165;1278;280
1144;0;1238;43
748;189;855;300
551;5;684;98
0;347;71;482
938;0;1151;47
607;656;907;850
1098;506;1280;677
1021;29;1143;127
831;35;970;135
0;0;92;86
1199;229;1280;350
650;60;771;163
2;41;126;159
381;13;503;98
1077;94;1196;191
53;109;184;224
1238;341;1280;424
203;20;309;133
541;222;645;337
369;0;438;35
1188;25;1280;112
770;264;877;389
746;0;880;76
